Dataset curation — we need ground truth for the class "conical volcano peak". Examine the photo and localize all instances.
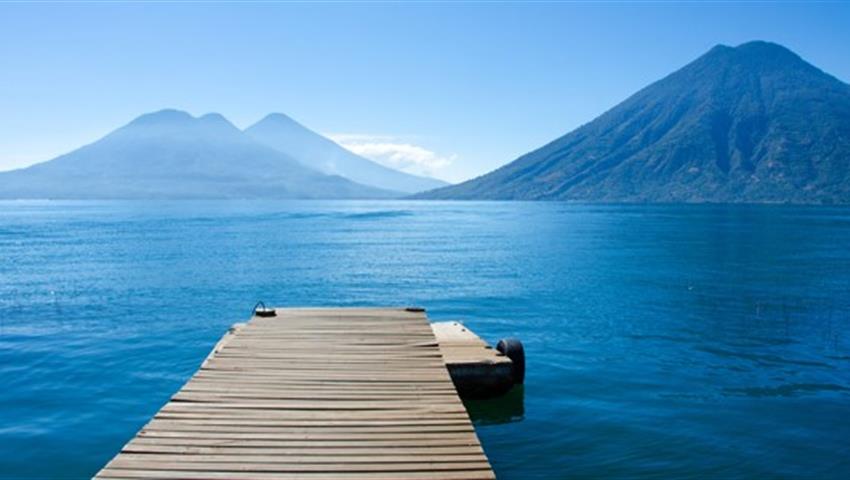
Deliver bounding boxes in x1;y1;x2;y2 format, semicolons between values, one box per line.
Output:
0;109;395;199
419;41;850;204
704;41;796;58
113;109;245;140
261;113;297;123
734;40;799;58
124;110;239;132
127;109;194;127
199;112;228;123
697;40;812;74
244;112;448;194
198;112;240;131
252;113;304;131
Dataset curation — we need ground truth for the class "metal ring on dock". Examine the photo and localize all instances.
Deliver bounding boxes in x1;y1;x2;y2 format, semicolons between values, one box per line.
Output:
253;301;277;317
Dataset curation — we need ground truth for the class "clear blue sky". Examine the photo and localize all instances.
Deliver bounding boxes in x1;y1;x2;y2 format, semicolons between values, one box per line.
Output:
1;2;848;182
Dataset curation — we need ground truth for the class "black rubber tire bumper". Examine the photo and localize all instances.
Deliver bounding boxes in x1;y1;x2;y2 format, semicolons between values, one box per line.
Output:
496;338;525;384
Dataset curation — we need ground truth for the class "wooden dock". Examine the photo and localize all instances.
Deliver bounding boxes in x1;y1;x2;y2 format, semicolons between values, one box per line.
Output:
96;307;496;480
431;322;515;398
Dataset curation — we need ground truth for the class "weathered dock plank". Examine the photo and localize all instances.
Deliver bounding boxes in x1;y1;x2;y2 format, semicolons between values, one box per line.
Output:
96;308;495;480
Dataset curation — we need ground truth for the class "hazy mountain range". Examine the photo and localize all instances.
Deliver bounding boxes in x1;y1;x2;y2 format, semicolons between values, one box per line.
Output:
418;41;850;204
0;110;446;199
245;114;446;194
2;41;847;203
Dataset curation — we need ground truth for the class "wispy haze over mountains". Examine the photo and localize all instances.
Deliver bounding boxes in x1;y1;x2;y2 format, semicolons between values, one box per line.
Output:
4;4;848;180
419;42;850;204
0;110;442;199
246;114;447;194
4;41;847;203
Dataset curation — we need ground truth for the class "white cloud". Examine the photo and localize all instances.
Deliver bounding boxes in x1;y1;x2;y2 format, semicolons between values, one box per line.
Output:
327;134;456;179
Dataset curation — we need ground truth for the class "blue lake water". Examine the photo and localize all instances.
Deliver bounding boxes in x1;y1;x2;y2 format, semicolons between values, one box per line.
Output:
1;200;849;479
